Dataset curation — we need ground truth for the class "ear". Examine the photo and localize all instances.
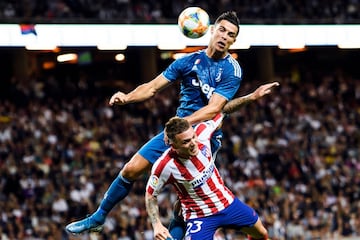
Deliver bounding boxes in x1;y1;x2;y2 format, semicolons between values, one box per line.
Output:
164;135;170;145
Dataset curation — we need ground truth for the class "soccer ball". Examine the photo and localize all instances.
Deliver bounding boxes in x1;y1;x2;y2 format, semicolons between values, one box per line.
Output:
178;7;210;39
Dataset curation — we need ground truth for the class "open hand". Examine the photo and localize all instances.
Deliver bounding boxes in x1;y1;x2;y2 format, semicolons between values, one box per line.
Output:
253;81;280;100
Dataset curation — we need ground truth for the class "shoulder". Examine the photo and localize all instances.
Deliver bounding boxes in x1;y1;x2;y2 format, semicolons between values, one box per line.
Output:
223;54;242;78
152;151;174;175
167;50;202;69
223;54;241;68
176;50;204;62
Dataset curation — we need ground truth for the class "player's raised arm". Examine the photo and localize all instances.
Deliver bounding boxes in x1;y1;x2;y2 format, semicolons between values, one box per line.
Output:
109;74;170;106
223;81;280;114
184;93;228;126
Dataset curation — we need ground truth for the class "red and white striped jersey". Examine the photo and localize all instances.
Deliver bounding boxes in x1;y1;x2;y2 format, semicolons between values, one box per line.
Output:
146;113;235;220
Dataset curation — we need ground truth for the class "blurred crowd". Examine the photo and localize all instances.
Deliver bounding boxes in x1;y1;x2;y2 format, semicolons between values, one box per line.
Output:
0;59;359;240
1;0;360;24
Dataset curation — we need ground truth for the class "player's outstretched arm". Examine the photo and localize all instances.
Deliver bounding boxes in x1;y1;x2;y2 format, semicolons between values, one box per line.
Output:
223;81;279;114
145;192;173;239
109;74;169;106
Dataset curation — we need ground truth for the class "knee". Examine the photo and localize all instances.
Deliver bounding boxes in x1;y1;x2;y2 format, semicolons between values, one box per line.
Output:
255;227;268;239
261;228;268;238
120;154;150;181
120;161;141;181
248;218;268;239
256;224;268;239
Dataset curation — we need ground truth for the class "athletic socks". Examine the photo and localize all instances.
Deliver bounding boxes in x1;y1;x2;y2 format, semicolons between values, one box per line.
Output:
91;174;133;223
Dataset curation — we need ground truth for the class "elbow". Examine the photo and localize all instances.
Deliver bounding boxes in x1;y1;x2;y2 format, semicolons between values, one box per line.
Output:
202;105;224;121
145;192;151;200
145;192;156;202
212;104;225;116
145;83;159;98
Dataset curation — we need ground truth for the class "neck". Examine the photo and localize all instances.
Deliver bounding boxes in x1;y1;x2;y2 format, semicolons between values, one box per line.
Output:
177;153;190;160
171;148;189;160
206;47;227;60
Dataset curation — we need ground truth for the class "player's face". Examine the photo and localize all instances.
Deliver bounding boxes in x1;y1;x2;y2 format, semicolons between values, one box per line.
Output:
172;127;199;158
209;20;238;53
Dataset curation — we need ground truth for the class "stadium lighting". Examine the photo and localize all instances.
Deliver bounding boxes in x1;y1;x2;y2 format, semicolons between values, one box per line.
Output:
230;41;250;49
115;53;125;62
97;43;127;50
1;24;360;49
337;43;360;49
338;39;360;49
25;44;57;50
278;43;305;49
172;53;187;59
157;42;186;50
57;53;78;62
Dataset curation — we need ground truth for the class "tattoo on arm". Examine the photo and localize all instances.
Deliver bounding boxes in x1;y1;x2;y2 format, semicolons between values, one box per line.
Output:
146;194;160;225
223;95;252;114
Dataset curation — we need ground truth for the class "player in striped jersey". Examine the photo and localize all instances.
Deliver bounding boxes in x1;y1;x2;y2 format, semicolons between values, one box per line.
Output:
146;114;268;240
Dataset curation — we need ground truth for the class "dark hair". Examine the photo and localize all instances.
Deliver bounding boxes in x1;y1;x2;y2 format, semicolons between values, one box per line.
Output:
215;11;240;36
164;117;190;143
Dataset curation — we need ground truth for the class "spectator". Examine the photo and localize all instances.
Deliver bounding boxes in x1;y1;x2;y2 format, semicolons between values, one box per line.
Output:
1;0;360;23
0;60;359;239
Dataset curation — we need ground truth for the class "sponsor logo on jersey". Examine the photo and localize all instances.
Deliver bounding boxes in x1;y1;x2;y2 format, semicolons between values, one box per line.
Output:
191;78;215;99
190;163;215;188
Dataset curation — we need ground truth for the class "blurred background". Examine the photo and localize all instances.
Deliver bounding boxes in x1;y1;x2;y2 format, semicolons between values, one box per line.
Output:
0;1;359;240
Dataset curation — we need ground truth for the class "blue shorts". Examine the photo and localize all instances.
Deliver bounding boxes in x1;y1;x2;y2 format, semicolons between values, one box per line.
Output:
138;130;223;164
184;198;259;240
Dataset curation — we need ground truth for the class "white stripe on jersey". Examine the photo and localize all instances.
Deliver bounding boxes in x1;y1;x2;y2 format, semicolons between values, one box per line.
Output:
228;56;242;78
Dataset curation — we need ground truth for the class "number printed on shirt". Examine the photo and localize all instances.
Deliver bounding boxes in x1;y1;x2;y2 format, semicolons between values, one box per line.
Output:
186;220;203;235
